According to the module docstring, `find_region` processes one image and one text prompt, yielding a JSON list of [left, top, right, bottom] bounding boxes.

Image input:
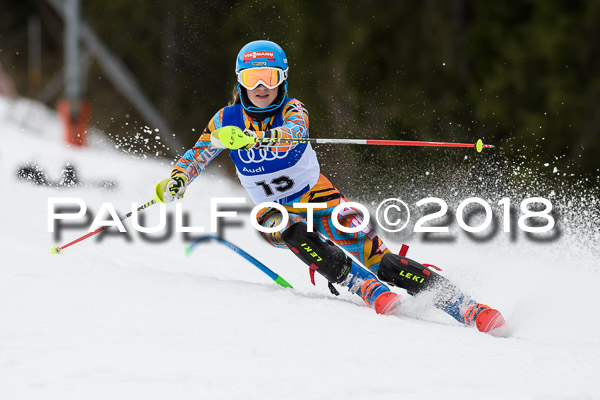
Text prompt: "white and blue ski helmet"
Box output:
[[235, 40, 288, 114]]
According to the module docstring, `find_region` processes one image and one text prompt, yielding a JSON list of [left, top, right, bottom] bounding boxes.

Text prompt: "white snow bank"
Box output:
[[0, 96, 598, 400]]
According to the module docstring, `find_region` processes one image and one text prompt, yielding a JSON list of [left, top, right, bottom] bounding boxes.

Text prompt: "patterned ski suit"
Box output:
[[171, 98, 391, 274]]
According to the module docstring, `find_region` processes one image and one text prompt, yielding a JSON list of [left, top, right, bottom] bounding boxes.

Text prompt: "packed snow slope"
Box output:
[[1, 97, 599, 400]]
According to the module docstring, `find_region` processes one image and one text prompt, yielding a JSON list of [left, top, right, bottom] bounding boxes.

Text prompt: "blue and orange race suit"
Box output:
[[171, 98, 390, 273]]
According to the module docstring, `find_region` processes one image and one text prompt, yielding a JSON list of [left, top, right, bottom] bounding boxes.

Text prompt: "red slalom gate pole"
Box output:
[[51, 197, 159, 254]]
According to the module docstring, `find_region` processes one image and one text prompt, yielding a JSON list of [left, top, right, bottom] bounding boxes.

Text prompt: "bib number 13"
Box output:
[[256, 176, 295, 196]]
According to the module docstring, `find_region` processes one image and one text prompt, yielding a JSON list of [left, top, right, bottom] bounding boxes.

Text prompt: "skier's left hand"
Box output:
[[155, 175, 188, 203], [211, 126, 257, 150]]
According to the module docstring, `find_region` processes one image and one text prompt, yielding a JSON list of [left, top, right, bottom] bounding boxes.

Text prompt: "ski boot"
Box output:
[[282, 222, 401, 315], [377, 252, 505, 333]]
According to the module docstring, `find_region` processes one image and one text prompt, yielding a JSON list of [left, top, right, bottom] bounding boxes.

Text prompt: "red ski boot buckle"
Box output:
[[399, 244, 409, 257]]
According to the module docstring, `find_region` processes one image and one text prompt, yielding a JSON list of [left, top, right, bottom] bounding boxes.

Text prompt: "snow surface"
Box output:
[[1, 96, 599, 400]]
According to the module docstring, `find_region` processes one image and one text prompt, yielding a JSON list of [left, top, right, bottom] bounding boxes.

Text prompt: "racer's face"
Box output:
[[247, 85, 278, 109]]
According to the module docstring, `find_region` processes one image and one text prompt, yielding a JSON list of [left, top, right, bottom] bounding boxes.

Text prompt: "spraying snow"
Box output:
[[1, 96, 598, 399]]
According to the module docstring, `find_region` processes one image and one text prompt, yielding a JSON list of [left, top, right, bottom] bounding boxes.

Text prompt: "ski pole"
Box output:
[[259, 137, 492, 152], [51, 196, 160, 254], [186, 235, 293, 289]]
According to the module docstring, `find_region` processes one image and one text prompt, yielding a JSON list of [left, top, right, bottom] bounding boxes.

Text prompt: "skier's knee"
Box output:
[[333, 206, 370, 235], [281, 222, 350, 283], [255, 207, 294, 248]]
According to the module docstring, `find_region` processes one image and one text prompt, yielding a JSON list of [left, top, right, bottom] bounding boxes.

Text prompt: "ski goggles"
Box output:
[[237, 67, 288, 90]]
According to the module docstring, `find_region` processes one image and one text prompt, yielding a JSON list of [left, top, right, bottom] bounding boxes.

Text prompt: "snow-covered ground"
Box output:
[[1, 96, 599, 400]]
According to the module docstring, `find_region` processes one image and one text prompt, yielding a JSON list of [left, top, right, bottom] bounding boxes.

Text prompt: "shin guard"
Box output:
[[282, 222, 400, 313], [377, 253, 505, 330], [281, 222, 351, 284], [378, 253, 464, 309]]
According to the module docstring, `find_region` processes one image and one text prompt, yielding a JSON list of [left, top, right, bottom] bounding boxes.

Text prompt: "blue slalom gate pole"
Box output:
[[186, 235, 293, 289]]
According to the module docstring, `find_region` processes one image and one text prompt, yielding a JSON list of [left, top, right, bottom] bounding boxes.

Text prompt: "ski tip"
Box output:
[[374, 292, 402, 315], [51, 246, 61, 254], [476, 139, 483, 153], [476, 308, 507, 335], [184, 246, 193, 256]]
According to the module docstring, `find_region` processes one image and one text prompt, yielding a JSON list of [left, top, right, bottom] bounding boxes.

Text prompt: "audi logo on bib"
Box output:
[[237, 148, 290, 164]]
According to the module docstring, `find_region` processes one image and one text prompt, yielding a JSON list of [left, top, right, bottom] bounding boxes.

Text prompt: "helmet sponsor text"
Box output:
[[244, 51, 275, 62]]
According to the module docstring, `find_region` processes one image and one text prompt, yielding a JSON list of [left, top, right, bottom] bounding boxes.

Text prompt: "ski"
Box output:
[[186, 236, 508, 336]]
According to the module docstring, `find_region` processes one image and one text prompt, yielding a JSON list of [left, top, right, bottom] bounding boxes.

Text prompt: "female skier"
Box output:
[[156, 40, 505, 333]]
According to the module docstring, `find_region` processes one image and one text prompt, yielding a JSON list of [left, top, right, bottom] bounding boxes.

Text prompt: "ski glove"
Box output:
[[155, 175, 188, 203], [211, 126, 257, 150]]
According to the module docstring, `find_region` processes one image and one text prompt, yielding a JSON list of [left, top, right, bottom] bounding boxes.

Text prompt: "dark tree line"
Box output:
[[2, 0, 599, 191]]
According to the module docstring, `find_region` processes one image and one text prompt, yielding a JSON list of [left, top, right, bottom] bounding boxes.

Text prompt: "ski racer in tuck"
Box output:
[[156, 40, 505, 334]]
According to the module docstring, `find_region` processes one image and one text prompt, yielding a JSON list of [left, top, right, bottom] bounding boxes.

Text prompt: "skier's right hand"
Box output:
[[155, 175, 188, 203], [211, 126, 257, 150]]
